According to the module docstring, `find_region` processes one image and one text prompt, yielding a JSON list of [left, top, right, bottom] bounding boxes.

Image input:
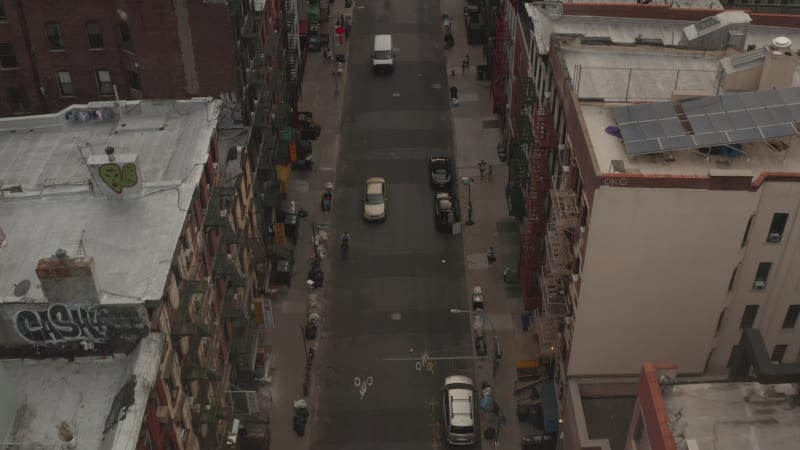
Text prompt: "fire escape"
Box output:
[[490, 4, 509, 117], [284, 0, 300, 104]]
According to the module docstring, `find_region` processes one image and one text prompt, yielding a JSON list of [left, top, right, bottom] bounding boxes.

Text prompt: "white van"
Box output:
[[372, 34, 394, 73]]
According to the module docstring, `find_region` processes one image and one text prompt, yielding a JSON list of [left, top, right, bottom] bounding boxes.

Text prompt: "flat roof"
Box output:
[[559, 0, 723, 7], [663, 382, 800, 450], [0, 333, 164, 450], [0, 99, 221, 304]]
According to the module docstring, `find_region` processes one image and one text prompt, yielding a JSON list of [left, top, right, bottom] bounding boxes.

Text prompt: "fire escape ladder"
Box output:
[[284, 0, 299, 90], [490, 7, 509, 112]]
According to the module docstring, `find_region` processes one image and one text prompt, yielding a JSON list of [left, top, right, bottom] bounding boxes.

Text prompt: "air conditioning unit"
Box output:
[[184, 250, 193, 267], [562, 166, 570, 174], [571, 273, 580, 283], [156, 405, 169, 423], [753, 280, 766, 289], [767, 233, 781, 243]]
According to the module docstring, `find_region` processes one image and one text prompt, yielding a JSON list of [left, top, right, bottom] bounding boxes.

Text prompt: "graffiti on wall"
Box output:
[[98, 163, 139, 194], [12, 304, 148, 352]]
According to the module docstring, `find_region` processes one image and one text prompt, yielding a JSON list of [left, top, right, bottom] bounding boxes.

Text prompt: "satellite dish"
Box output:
[[13, 279, 31, 297]]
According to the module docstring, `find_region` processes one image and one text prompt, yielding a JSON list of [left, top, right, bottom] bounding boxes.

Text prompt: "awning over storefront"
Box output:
[[275, 164, 291, 194], [536, 380, 560, 434]]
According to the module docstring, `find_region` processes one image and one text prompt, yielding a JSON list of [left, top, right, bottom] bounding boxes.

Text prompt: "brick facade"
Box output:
[[0, 0, 237, 117]]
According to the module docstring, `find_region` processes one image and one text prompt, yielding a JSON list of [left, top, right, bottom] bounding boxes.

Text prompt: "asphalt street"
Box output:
[[310, 0, 475, 449]]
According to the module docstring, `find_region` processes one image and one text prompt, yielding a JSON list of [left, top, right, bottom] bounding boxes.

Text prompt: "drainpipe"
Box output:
[[13, 0, 47, 113]]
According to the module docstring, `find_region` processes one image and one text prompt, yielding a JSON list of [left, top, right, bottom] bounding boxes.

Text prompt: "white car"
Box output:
[[362, 177, 387, 221], [442, 375, 477, 445]]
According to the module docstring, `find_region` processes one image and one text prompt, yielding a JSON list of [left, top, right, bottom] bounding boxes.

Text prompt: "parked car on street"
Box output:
[[442, 375, 477, 446], [434, 192, 459, 232], [429, 156, 453, 189], [363, 177, 387, 221]]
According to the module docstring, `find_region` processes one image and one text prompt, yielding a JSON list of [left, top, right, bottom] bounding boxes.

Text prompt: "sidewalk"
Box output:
[[442, 1, 541, 448], [261, 0, 353, 447]]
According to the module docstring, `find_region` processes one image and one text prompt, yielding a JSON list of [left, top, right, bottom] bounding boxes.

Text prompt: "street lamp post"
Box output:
[[461, 177, 474, 225]]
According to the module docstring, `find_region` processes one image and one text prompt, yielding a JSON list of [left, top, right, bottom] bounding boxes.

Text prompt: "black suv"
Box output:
[[429, 156, 453, 189]]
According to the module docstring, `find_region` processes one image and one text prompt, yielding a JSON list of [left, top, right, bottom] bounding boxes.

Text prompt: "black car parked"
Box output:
[[429, 156, 453, 189], [434, 192, 460, 232]]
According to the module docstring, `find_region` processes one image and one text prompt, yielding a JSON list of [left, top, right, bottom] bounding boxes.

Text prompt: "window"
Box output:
[[96, 70, 114, 95], [56, 71, 74, 96], [86, 21, 104, 49], [741, 215, 754, 248], [118, 21, 133, 51], [740, 304, 759, 329], [771, 344, 787, 363], [46, 23, 64, 50], [127, 69, 141, 91], [0, 3, 6, 21], [0, 43, 19, 68], [726, 345, 739, 368], [783, 305, 800, 330], [767, 213, 789, 243], [753, 262, 772, 289], [715, 308, 726, 333], [7, 88, 29, 114]]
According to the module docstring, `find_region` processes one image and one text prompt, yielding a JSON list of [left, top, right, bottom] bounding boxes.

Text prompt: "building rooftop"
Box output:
[[0, 99, 221, 304], [526, 6, 800, 177], [557, 0, 723, 7], [663, 382, 800, 450], [0, 333, 164, 450]]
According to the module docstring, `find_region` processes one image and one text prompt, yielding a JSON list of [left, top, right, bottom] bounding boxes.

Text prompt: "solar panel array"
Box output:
[[613, 87, 800, 156]]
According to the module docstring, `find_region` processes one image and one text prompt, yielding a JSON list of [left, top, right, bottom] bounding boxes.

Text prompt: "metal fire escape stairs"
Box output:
[[490, 4, 509, 117], [284, 0, 300, 101]]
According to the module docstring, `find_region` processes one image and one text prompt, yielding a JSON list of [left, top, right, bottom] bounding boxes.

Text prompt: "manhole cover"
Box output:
[[390, 312, 402, 320], [392, 92, 400, 97], [431, 83, 442, 89]]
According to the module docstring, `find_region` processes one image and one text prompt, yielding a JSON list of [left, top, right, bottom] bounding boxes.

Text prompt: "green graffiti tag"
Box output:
[[98, 163, 138, 193]]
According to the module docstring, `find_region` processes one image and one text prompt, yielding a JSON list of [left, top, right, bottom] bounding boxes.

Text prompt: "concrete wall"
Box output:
[[570, 186, 758, 376], [0, 363, 19, 443]]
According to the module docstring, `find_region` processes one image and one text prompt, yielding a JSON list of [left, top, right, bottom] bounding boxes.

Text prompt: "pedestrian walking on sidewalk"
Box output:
[[487, 247, 496, 267], [462, 59, 467, 74], [488, 164, 493, 182], [478, 160, 487, 180]]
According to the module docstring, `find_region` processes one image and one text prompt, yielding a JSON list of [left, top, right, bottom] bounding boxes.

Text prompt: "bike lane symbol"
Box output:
[[354, 375, 374, 399]]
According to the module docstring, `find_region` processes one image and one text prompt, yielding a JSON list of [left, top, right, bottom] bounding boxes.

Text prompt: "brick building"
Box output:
[[0, 0, 237, 116]]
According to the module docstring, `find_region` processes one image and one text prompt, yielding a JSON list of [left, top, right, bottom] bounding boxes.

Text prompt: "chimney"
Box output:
[[86, 148, 144, 198], [35, 249, 101, 304], [758, 37, 797, 90]]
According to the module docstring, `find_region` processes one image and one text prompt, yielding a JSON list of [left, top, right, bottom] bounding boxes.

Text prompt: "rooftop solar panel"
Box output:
[[778, 87, 800, 104], [721, 94, 746, 112], [661, 135, 695, 151], [709, 113, 734, 131], [625, 139, 661, 155], [615, 87, 800, 157], [693, 132, 729, 147], [728, 127, 763, 142], [640, 121, 665, 139], [760, 123, 797, 140]]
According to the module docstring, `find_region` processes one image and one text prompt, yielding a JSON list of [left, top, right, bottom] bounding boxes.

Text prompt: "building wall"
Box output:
[[0, 0, 236, 117], [569, 186, 758, 376], [709, 181, 800, 371]]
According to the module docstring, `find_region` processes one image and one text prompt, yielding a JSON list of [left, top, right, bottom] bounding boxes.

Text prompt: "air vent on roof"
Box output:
[[635, 37, 663, 46], [581, 36, 612, 45]]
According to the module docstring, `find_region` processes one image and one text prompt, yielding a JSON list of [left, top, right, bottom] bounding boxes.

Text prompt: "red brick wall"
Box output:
[[0, 0, 237, 117], [186, 0, 237, 97], [634, 363, 679, 450]]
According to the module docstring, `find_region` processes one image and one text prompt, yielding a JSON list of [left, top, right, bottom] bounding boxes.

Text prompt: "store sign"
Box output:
[[275, 223, 286, 246]]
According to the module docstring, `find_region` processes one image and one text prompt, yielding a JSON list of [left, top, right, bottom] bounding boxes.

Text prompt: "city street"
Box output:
[[309, 0, 475, 449]]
